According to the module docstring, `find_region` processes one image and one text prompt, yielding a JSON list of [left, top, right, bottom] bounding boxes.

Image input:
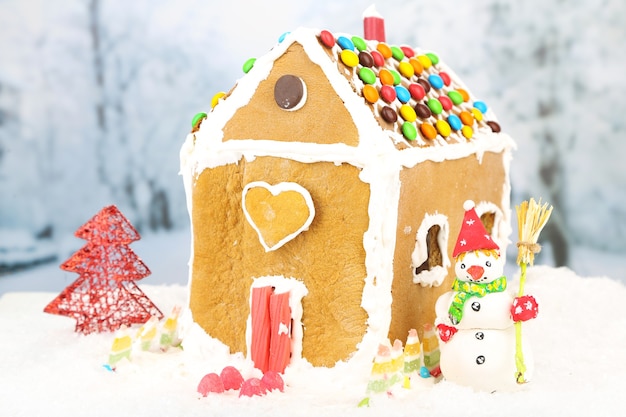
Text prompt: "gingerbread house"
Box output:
[[180, 22, 514, 370]]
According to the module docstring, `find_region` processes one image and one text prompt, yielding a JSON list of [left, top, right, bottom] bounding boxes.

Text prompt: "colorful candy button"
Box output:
[[351, 35, 367, 51], [417, 55, 432, 69], [402, 122, 418, 141], [461, 125, 473, 139], [427, 98, 443, 115], [363, 84, 379, 103], [359, 51, 374, 67], [447, 114, 462, 131], [447, 90, 464, 105], [439, 71, 451, 86], [438, 95, 453, 111], [457, 88, 470, 102], [459, 110, 474, 126], [399, 104, 417, 122], [379, 69, 394, 86], [390, 69, 401, 85], [408, 83, 426, 101], [395, 85, 411, 103], [409, 58, 424, 75], [340, 49, 359, 67], [428, 74, 444, 89], [400, 45, 415, 58], [487, 121, 501, 132], [391, 45, 405, 61], [370, 50, 385, 67], [398, 61, 415, 78], [243, 58, 256, 74], [436, 120, 452, 137], [474, 101, 488, 114], [471, 107, 484, 121], [380, 85, 397, 103], [377, 42, 392, 59], [337, 36, 355, 51], [359, 67, 377, 85], [417, 78, 431, 93], [381, 106, 398, 123], [211, 92, 226, 108], [414, 102, 432, 119], [278, 32, 290, 43], [191, 112, 207, 129], [319, 30, 335, 48], [420, 122, 438, 140], [426, 52, 439, 65]]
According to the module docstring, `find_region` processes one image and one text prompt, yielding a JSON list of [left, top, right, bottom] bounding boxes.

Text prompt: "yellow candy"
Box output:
[[417, 55, 432, 70], [399, 104, 417, 122], [398, 61, 415, 79], [362, 85, 379, 104], [211, 92, 226, 108], [461, 125, 473, 139], [436, 120, 452, 137], [340, 49, 359, 67], [471, 107, 484, 121]]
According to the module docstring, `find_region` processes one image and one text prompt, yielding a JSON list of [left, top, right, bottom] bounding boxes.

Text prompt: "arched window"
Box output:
[[411, 214, 450, 287]]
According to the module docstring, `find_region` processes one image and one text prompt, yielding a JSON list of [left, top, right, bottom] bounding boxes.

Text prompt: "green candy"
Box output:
[[427, 98, 443, 115], [242, 57, 256, 74], [191, 112, 207, 129], [390, 69, 401, 85], [390, 45, 405, 61], [351, 35, 367, 51], [426, 52, 439, 65], [359, 67, 377, 85], [402, 122, 417, 140], [448, 90, 464, 105]]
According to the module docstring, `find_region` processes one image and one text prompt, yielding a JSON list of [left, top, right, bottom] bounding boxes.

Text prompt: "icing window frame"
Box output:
[[411, 213, 451, 287]]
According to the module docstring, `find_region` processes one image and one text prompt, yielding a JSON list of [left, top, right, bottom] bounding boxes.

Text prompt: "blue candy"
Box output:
[[428, 74, 444, 89], [395, 85, 411, 104], [474, 101, 488, 113], [278, 32, 290, 43], [336, 36, 355, 51], [448, 114, 462, 131], [419, 366, 431, 378]]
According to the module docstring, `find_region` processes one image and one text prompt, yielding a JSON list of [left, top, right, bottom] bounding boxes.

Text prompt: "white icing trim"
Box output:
[[411, 213, 451, 287], [242, 181, 315, 252], [245, 276, 309, 367]]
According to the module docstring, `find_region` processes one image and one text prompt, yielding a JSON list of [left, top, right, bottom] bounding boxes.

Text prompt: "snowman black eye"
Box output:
[[485, 260, 491, 267], [460, 263, 466, 269]]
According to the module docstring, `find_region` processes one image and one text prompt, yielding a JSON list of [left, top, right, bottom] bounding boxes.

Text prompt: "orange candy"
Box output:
[[363, 85, 379, 104], [409, 58, 424, 75], [379, 69, 395, 86], [420, 123, 438, 140], [457, 89, 470, 102], [459, 111, 474, 126], [376, 42, 393, 59]]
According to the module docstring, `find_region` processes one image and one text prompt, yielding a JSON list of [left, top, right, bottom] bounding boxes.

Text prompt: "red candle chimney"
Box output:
[[363, 4, 386, 42]]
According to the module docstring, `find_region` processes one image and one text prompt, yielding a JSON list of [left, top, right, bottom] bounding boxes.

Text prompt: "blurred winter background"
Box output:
[[1, 0, 625, 293]]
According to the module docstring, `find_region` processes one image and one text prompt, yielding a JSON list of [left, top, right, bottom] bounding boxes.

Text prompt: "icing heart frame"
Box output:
[[242, 181, 315, 252]]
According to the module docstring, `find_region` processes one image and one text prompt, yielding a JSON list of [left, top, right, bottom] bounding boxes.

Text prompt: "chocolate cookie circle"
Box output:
[[274, 75, 307, 111]]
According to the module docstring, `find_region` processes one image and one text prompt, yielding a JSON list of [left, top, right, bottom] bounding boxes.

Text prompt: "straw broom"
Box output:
[[514, 198, 553, 383]]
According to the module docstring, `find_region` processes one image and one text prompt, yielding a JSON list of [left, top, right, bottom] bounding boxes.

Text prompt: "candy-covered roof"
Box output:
[[195, 27, 510, 153]]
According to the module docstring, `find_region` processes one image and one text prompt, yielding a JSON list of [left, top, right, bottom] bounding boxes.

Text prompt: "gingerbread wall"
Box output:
[[190, 157, 371, 367], [389, 151, 508, 342]]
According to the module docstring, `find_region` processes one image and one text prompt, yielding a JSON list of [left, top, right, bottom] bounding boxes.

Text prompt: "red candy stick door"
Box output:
[[250, 286, 273, 373], [268, 291, 292, 373]]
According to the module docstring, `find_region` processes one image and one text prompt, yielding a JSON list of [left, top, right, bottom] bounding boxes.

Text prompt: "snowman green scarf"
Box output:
[[448, 276, 507, 324]]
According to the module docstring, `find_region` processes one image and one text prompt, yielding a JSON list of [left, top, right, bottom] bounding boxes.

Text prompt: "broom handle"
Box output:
[[515, 262, 527, 382]]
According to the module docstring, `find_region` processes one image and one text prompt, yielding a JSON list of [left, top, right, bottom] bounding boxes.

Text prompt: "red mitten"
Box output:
[[511, 295, 539, 322], [436, 323, 458, 342]]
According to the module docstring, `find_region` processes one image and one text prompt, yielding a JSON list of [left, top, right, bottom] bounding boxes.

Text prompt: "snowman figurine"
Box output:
[[435, 200, 538, 392]]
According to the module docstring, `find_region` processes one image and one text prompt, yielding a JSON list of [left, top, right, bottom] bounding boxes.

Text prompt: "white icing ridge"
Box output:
[[180, 27, 516, 371]]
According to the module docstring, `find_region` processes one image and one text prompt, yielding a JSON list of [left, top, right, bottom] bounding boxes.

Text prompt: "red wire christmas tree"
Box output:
[[44, 205, 163, 334]]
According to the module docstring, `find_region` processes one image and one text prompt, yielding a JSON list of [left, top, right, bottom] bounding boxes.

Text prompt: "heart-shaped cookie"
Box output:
[[242, 181, 315, 252]]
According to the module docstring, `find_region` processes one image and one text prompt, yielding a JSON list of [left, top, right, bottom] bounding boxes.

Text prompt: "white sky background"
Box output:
[[1, 0, 625, 282]]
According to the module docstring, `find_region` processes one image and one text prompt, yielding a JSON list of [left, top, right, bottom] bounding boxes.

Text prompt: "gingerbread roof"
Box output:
[[192, 27, 513, 166]]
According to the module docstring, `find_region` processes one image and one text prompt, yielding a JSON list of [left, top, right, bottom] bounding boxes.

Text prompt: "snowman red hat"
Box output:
[[452, 200, 500, 258]]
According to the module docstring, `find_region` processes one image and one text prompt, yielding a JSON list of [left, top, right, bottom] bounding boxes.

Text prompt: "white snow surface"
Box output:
[[0, 230, 625, 417]]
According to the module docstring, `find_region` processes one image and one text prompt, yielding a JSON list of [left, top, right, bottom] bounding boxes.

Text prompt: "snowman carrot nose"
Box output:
[[467, 265, 484, 281]]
